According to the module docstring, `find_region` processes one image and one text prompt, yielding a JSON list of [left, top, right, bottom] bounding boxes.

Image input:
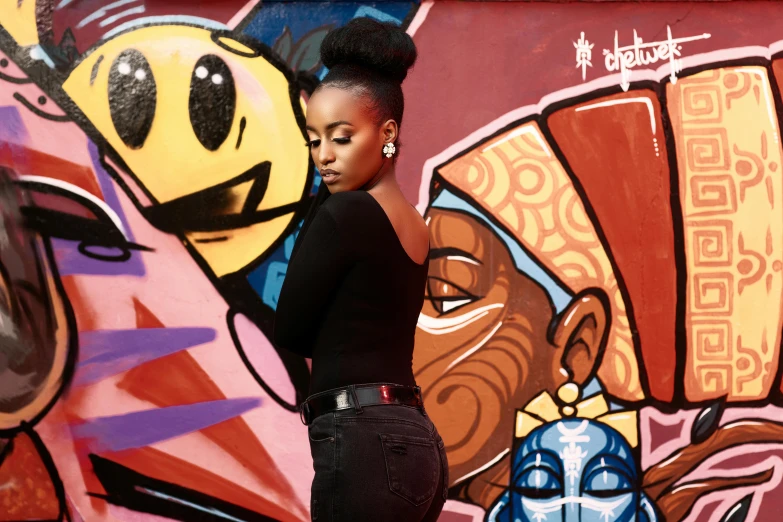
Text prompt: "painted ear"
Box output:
[[548, 289, 610, 386]]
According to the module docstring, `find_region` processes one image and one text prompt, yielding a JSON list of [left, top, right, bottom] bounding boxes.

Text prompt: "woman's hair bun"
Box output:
[[320, 17, 417, 84]]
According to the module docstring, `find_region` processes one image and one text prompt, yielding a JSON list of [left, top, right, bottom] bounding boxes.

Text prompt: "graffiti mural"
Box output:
[[2, 1, 783, 521]]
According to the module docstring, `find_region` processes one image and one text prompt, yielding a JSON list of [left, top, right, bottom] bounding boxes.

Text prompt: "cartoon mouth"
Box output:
[[143, 161, 306, 233]]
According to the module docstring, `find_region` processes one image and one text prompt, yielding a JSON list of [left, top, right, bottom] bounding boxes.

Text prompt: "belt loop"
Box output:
[[349, 385, 363, 415], [299, 401, 311, 425]]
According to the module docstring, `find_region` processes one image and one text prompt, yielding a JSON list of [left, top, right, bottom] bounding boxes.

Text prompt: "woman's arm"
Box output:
[[273, 205, 349, 357]]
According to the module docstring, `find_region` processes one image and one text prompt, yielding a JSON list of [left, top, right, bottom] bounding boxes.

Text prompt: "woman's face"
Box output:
[[305, 86, 386, 192], [414, 207, 567, 484]]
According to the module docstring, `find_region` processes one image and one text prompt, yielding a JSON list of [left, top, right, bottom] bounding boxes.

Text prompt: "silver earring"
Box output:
[[383, 142, 396, 158]]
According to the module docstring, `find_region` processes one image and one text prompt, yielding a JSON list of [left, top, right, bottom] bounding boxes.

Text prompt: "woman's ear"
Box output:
[[548, 289, 611, 387], [381, 119, 398, 144]]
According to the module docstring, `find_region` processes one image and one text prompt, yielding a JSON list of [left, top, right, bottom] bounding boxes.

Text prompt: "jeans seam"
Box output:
[[337, 417, 432, 435], [333, 420, 339, 522], [380, 435, 434, 447], [309, 432, 335, 443]]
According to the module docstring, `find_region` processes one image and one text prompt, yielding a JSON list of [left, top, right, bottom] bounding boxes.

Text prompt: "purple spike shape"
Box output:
[[0, 107, 30, 145], [74, 328, 216, 386], [71, 398, 262, 453]]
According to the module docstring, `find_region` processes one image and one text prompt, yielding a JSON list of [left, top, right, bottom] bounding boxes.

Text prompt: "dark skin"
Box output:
[[304, 86, 429, 264]]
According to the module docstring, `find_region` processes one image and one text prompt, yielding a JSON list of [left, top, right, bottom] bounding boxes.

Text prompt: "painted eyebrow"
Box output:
[[90, 55, 104, 86], [305, 120, 354, 133], [583, 454, 635, 479], [513, 451, 565, 482], [430, 247, 482, 264]]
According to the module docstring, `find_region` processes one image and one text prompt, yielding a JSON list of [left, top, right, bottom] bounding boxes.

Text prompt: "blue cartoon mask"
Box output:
[[487, 419, 658, 522]]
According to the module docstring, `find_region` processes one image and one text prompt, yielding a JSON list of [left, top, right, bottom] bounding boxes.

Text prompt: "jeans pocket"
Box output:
[[308, 414, 335, 443], [380, 433, 438, 506]]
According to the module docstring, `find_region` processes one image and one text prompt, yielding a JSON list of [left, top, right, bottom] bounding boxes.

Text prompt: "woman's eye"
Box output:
[[333, 137, 351, 144], [424, 276, 479, 315], [306, 140, 320, 148]]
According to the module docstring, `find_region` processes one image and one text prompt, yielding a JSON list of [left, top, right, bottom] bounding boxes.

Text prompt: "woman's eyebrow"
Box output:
[[305, 120, 354, 132]]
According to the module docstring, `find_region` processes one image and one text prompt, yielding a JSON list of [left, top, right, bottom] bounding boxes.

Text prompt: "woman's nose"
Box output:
[[318, 142, 335, 167]]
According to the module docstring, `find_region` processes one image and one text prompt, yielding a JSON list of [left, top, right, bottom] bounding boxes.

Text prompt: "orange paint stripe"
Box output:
[[0, 145, 102, 199]]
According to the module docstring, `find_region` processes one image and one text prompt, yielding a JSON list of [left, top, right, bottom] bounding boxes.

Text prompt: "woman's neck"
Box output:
[[361, 158, 397, 193]]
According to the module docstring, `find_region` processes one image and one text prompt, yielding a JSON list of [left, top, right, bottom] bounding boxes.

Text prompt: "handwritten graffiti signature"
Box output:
[[576, 26, 711, 90]]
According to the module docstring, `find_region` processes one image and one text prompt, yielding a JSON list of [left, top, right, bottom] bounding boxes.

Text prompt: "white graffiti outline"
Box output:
[[417, 302, 504, 335], [522, 495, 626, 522], [16, 175, 130, 239], [482, 125, 552, 157]]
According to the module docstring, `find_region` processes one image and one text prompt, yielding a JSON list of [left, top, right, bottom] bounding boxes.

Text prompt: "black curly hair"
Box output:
[[316, 17, 417, 130]]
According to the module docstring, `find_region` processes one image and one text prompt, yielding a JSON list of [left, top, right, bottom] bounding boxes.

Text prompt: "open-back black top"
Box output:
[[273, 189, 429, 396]]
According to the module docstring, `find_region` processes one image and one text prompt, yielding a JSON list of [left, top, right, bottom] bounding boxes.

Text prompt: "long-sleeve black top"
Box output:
[[273, 189, 429, 396]]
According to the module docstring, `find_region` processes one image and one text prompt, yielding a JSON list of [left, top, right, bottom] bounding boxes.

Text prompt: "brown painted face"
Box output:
[[414, 206, 608, 490], [305, 86, 388, 192]]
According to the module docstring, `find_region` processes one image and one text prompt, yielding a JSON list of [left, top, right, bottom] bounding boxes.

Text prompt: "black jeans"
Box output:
[[307, 401, 448, 521]]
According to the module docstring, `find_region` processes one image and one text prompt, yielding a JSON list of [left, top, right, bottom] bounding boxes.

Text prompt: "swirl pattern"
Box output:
[[438, 122, 642, 401]]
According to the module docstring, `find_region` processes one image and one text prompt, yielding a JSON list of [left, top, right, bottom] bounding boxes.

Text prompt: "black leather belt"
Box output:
[[300, 383, 424, 425]]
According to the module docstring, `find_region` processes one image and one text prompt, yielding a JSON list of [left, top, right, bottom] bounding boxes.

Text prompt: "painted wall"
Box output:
[[1, 1, 783, 521]]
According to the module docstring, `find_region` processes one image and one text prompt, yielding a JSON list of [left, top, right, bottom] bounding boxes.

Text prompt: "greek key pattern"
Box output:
[[438, 122, 642, 401], [668, 66, 783, 401]]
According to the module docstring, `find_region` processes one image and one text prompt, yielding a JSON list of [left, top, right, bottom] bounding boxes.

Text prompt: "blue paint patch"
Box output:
[[353, 5, 402, 24], [102, 16, 228, 40], [242, 2, 416, 49], [261, 261, 289, 309]]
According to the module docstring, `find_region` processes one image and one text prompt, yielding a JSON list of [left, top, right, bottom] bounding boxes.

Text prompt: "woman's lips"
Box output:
[[320, 169, 340, 185]]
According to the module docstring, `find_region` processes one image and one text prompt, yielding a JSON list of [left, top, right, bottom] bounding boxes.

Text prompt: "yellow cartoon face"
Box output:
[[62, 25, 311, 277], [0, 0, 38, 46]]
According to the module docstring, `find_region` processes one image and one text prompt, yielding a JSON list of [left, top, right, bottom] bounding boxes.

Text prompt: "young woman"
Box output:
[[273, 17, 448, 522]]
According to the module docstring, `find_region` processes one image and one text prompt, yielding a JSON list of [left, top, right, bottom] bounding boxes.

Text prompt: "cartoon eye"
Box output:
[[16, 181, 153, 262], [189, 54, 236, 151], [0, 56, 31, 84], [512, 469, 562, 499], [108, 50, 156, 149], [425, 276, 479, 315], [583, 468, 633, 498]]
